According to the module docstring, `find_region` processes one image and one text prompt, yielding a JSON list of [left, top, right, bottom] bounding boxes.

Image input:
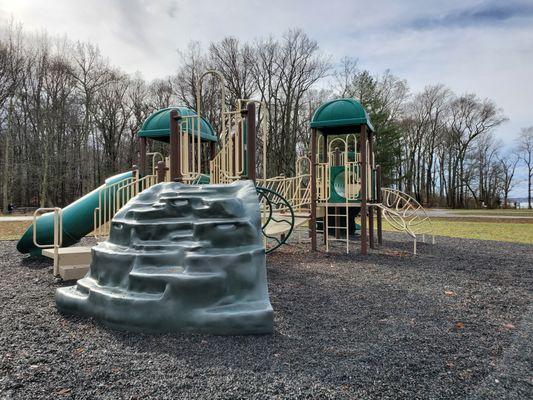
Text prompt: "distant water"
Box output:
[[518, 201, 531, 209]]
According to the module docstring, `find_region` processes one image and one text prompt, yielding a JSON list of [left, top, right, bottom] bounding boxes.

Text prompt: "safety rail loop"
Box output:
[[33, 207, 63, 275]]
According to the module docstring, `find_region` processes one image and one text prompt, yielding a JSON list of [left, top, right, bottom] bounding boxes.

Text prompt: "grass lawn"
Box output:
[[2, 215, 533, 245], [0, 221, 31, 241], [382, 218, 533, 245]]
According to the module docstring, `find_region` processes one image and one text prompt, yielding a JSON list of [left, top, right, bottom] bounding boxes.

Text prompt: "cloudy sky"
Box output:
[[1, 0, 532, 195]]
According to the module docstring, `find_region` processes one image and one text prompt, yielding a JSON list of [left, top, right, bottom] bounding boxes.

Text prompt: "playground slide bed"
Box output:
[[0, 234, 531, 399]]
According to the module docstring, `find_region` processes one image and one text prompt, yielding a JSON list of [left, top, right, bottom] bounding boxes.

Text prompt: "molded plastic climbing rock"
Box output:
[[55, 181, 273, 335]]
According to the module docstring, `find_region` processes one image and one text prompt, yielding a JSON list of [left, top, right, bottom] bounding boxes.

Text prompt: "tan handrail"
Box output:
[[147, 152, 164, 175], [93, 177, 135, 241], [33, 207, 63, 275], [115, 175, 157, 210]]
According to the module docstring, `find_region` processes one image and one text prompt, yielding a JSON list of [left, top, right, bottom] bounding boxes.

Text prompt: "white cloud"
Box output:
[[1, 0, 532, 195]]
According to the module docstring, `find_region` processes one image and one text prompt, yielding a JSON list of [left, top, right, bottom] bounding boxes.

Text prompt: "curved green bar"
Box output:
[[16, 171, 133, 255]]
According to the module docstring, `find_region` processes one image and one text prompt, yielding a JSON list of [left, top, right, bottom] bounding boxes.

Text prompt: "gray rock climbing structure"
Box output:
[[56, 180, 273, 335]]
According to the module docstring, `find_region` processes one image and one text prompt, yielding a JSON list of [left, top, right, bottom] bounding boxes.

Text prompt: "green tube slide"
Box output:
[[17, 171, 133, 255]]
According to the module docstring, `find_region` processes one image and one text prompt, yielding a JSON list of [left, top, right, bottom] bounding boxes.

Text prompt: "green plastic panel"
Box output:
[[329, 165, 360, 203], [311, 98, 374, 131], [138, 107, 218, 142]]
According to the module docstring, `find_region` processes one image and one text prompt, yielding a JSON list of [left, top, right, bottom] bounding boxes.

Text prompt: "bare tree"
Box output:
[[448, 94, 507, 207], [498, 150, 519, 207], [209, 37, 256, 105], [252, 29, 330, 175], [93, 70, 132, 177], [71, 41, 113, 193], [517, 127, 533, 208]]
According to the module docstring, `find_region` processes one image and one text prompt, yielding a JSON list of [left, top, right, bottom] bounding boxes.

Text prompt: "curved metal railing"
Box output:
[[372, 188, 434, 254], [256, 186, 295, 254]]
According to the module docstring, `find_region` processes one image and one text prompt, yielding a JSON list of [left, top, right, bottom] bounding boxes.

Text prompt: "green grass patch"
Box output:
[[0, 221, 31, 241], [383, 219, 533, 245]]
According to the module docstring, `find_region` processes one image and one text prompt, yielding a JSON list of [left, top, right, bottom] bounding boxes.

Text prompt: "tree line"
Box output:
[[0, 22, 532, 211]]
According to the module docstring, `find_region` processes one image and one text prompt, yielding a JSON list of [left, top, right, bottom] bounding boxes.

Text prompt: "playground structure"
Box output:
[[17, 70, 433, 281]]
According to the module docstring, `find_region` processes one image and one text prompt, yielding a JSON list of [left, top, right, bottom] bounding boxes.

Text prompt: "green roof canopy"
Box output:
[[138, 107, 218, 142], [310, 98, 374, 132]]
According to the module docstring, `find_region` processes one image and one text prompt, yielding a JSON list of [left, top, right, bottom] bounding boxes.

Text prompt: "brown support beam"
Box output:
[[322, 136, 328, 246], [156, 161, 167, 183], [138, 136, 147, 177], [246, 102, 256, 182], [310, 128, 317, 251], [369, 206, 375, 249], [360, 125, 368, 255], [169, 110, 181, 182], [376, 164, 383, 245], [368, 132, 375, 249], [210, 141, 216, 161]]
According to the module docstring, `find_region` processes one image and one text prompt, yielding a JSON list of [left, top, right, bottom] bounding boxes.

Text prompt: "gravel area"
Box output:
[[0, 234, 531, 399]]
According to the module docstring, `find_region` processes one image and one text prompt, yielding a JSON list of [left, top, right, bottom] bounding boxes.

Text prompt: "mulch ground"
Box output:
[[0, 234, 531, 399]]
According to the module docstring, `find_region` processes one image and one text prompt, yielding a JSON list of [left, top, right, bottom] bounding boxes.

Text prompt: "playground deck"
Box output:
[[0, 234, 531, 399]]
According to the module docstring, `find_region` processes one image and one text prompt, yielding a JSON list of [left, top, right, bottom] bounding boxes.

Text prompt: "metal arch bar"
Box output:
[[33, 207, 63, 249], [196, 70, 227, 133], [256, 186, 295, 254]]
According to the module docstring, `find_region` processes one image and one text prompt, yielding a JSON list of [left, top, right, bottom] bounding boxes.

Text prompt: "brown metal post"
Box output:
[[246, 102, 256, 182], [376, 164, 383, 245], [210, 141, 216, 161], [169, 110, 181, 182], [368, 131, 374, 249], [138, 137, 147, 177], [360, 125, 368, 255], [310, 128, 317, 251], [369, 204, 375, 249], [156, 161, 166, 183]]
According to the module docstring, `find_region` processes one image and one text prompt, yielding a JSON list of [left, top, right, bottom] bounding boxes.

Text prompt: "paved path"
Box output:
[[422, 209, 533, 220], [0, 216, 33, 222]]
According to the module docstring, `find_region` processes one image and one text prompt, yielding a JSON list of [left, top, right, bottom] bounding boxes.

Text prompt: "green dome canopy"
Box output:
[[138, 107, 218, 142], [310, 98, 374, 132]]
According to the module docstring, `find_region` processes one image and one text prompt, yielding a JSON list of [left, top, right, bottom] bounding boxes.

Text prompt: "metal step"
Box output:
[[58, 264, 90, 281], [42, 247, 92, 280], [42, 246, 92, 266]]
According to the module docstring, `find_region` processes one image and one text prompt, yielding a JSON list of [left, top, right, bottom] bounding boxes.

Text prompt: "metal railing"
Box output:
[[93, 177, 135, 240], [33, 207, 63, 275], [372, 188, 435, 254], [93, 174, 158, 240], [210, 110, 245, 184]]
